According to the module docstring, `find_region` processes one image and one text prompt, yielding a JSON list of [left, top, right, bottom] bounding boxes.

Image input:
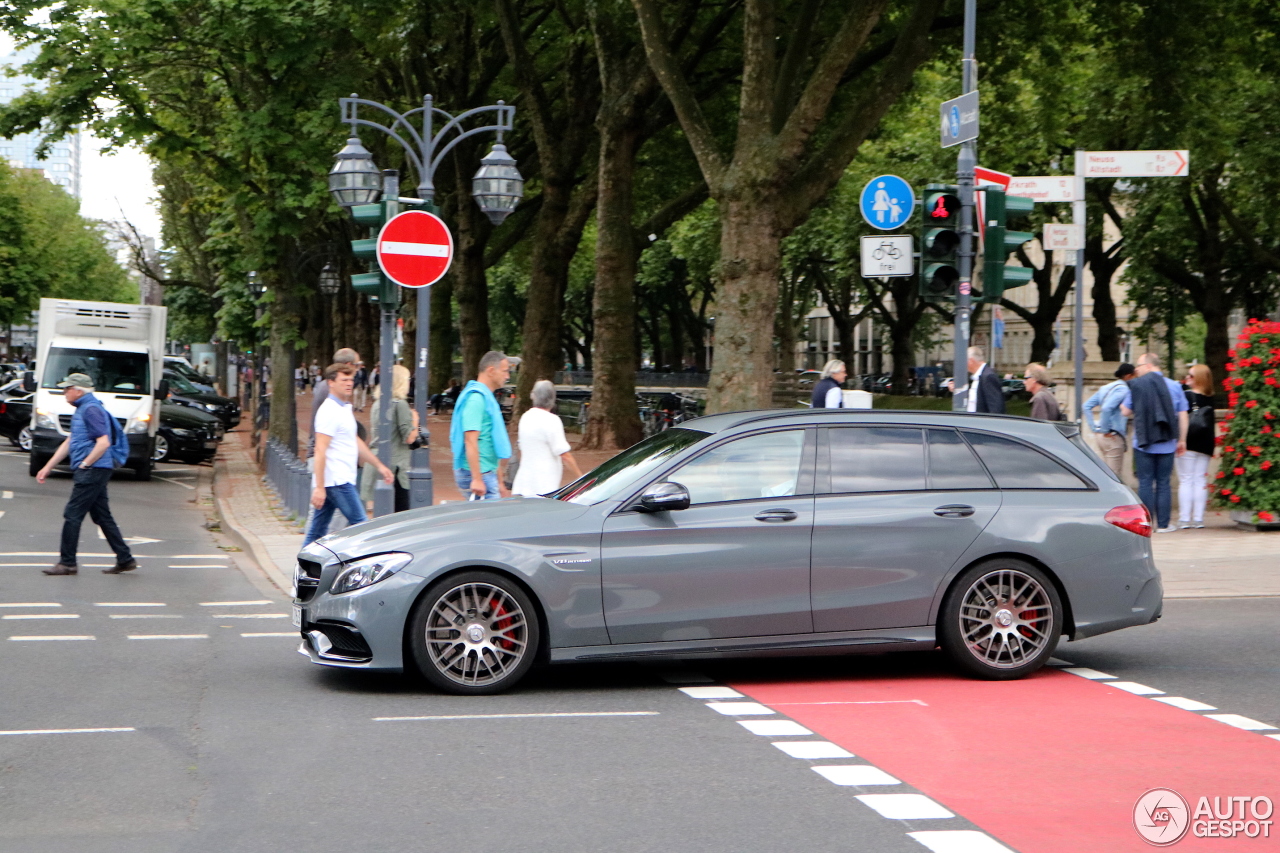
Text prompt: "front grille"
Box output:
[[57, 414, 127, 432], [311, 622, 372, 659], [295, 558, 322, 603]]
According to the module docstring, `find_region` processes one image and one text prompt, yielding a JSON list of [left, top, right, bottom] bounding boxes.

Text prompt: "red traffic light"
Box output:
[[927, 192, 960, 220]]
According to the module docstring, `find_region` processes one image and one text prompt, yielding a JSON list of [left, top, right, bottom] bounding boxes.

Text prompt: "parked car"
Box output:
[[294, 409, 1162, 695], [1002, 378, 1031, 402], [164, 357, 217, 394], [164, 369, 241, 429], [154, 402, 224, 464], [0, 378, 33, 451]]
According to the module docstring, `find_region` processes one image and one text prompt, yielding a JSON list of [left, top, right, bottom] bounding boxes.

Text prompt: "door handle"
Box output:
[[934, 504, 975, 518], [755, 508, 798, 523]]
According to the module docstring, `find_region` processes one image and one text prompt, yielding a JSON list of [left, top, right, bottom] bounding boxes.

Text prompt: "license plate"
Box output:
[[204, 440, 218, 449], [292, 605, 303, 628]]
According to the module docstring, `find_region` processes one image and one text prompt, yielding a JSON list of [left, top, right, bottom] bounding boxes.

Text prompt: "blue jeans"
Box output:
[[304, 483, 367, 546], [453, 468, 501, 500], [1134, 450, 1175, 529]]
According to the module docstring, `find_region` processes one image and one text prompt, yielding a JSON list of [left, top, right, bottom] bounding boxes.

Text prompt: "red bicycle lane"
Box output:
[[729, 668, 1279, 852]]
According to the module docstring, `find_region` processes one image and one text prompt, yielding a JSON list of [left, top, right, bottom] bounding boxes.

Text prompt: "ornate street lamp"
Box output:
[[328, 135, 381, 207], [317, 261, 342, 296], [472, 142, 524, 225]]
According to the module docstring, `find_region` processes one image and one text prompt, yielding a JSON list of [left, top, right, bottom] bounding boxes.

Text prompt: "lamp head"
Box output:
[[328, 135, 382, 207], [471, 142, 524, 225]]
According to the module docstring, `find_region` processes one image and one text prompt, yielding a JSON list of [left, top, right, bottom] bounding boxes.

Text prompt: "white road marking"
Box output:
[[1205, 713, 1277, 731], [95, 530, 162, 544], [110, 614, 183, 620], [0, 727, 134, 736], [169, 565, 228, 569], [241, 632, 297, 637], [812, 765, 901, 786], [172, 555, 229, 559], [0, 552, 123, 557], [0, 603, 62, 608], [8, 635, 95, 641], [738, 720, 813, 737], [705, 702, 775, 716], [199, 600, 271, 606], [770, 700, 928, 707], [154, 476, 196, 490], [3, 614, 79, 620], [857, 794, 955, 820], [209, 613, 289, 619], [0, 511, 5, 521], [94, 602, 165, 607], [126, 634, 209, 640], [0, 564, 60, 568], [1062, 667, 1115, 680], [1267, 735, 1280, 743], [659, 671, 714, 684], [772, 741, 854, 759], [678, 686, 742, 699], [2, 490, 13, 498], [907, 830, 1015, 852], [1153, 697, 1217, 711], [1105, 681, 1164, 696], [374, 712, 660, 722]]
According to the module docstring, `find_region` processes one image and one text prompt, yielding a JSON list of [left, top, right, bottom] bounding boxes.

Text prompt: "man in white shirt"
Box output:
[[951, 346, 1006, 414], [304, 363, 392, 546]]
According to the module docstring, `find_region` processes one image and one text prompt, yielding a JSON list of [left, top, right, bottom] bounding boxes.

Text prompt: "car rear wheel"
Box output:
[[409, 571, 540, 695], [152, 434, 170, 462], [14, 426, 32, 451], [940, 559, 1062, 680]]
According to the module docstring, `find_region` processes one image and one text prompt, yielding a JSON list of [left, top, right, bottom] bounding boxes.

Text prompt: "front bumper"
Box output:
[[294, 561, 424, 673]]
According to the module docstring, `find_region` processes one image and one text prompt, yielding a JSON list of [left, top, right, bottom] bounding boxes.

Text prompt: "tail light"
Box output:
[[1106, 504, 1152, 537]]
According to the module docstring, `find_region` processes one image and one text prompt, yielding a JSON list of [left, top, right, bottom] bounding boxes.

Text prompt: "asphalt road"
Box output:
[[1, 440, 1277, 852]]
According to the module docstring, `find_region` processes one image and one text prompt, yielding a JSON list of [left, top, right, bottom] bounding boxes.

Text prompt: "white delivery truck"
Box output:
[[25, 298, 168, 481]]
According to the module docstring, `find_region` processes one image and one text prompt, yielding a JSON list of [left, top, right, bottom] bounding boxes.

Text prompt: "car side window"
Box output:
[[962, 430, 1088, 489], [927, 429, 994, 489], [667, 430, 806, 505], [827, 427, 926, 493]]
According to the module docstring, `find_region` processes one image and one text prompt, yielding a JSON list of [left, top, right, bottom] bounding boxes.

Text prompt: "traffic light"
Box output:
[[348, 203, 400, 307], [919, 184, 961, 302], [979, 187, 1035, 304]]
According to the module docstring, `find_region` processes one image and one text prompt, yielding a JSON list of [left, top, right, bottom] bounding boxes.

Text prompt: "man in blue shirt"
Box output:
[[36, 373, 136, 575], [1083, 363, 1136, 478], [450, 351, 516, 500], [1120, 353, 1189, 533]]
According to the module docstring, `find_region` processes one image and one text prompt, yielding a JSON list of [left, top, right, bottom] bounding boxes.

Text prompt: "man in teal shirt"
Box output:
[[450, 351, 516, 500]]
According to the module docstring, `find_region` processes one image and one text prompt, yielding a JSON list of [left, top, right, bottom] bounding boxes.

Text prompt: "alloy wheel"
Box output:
[[152, 434, 170, 462], [424, 581, 530, 688], [957, 568, 1055, 669], [18, 426, 32, 452]]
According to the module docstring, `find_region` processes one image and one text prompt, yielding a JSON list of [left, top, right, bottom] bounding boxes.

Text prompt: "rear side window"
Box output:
[[963, 431, 1088, 490], [927, 429, 994, 489], [828, 427, 925, 493]]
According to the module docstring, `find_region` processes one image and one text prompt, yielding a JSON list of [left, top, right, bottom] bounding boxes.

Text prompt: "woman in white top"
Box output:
[[512, 380, 583, 497]]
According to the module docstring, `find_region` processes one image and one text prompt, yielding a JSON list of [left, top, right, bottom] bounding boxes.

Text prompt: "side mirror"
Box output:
[[156, 379, 170, 400], [22, 371, 35, 393], [636, 481, 691, 513]]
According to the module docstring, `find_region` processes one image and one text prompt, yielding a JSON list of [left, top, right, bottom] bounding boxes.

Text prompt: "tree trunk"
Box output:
[[1087, 233, 1122, 361], [706, 197, 782, 412], [1201, 276, 1230, 389], [429, 273, 453, 397], [268, 282, 298, 446]]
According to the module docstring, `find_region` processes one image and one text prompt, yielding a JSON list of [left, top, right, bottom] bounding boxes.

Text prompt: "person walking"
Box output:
[[810, 360, 847, 408], [35, 373, 136, 575], [352, 361, 368, 411], [360, 364, 418, 513], [305, 363, 393, 546], [309, 348, 362, 458], [1084, 363, 1137, 479], [1177, 364, 1216, 529], [1024, 363, 1063, 421], [512, 380, 582, 497], [1121, 353, 1189, 534], [949, 346, 1005, 413], [450, 350, 515, 500]]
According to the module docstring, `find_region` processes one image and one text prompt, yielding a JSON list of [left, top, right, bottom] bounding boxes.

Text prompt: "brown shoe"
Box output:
[[43, 563, 78, 575], [102, 559, 138, 574]]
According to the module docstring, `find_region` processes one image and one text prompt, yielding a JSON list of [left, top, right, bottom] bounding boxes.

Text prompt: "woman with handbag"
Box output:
[[361, 364, 419, 513], [1176, 364, 1216, 529]]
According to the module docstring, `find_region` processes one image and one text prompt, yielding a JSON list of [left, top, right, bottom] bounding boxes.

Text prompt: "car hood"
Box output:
[[160, 403, 220, 428], [313, 496, 595, 563]]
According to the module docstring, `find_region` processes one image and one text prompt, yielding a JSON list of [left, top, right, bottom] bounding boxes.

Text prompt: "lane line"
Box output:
[[1152, 696, 1217, 711], [1061, 667, 1115, 680], [857, 794, 955, 820], [678, 686, 743, 699], [0, 564, 61, 568], [2, 490, 12, 498], [241, 632, 297, 637], [738, 720, 813, 737], [208, 613, 289, 619], [126, 634, 209, 640], [110, 614, 183, 620], [705, 702, 775, 716], [374, 712, 660, 722], [812, 765, 902, 786], [0, 603, 62, 608], [200, 600, 272, 606], [1104, 681, 1164, 696], [0, 510, 6, 521], [9, 635, 95, 641], [154, 476, 196, 490], [907, 830, 1015, 852], [770, 700, 929, 707], [94, 602, 166, 607], [169, 565, 229, 569], [0, 727, 134, 736], [1205, 713, 1277, 731], [171, 555, 229, 559], [3, 614, 79, 620], [772, 741, 854, 759], [1, 552, 132, 557]]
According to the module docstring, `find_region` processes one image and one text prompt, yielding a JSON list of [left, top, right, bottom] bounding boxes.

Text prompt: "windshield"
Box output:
[[165, 371, 201, 395], [552, 427, 708, 505], [168, 360, 207, 383], [42, 347, 150, 393]]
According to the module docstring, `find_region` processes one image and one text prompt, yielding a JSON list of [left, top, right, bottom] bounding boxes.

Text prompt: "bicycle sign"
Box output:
[[860, 235, 914, 277]]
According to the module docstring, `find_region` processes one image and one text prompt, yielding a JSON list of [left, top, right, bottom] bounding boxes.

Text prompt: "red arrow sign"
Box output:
[[376, 210, 454, 288]]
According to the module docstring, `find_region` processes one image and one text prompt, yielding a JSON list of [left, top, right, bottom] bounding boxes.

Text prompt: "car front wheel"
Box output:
[[940, 559, 1062, 680], [409, 571, 540, 695], [15, 426, 32, 451], [152, 434, 170, 462]]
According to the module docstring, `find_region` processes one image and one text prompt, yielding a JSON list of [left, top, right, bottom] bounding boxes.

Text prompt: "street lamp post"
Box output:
[[328, 94, 522, 513]]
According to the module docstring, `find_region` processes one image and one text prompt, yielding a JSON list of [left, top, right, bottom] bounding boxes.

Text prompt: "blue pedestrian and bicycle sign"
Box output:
[[859, 175, 915, 231]]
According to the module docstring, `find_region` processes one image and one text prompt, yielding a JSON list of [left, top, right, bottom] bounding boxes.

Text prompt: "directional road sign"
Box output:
[[1082, 150, 1189, 178], [1008, 176, 1082, 202], [376, 210, 455, 288], [1043, 223, 1083, 252], [940, 91, 979, 148], [860, 175, 915, 231], [860, 235, 914, 278]]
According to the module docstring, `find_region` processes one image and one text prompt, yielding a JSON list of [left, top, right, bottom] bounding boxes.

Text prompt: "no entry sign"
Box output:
[[376, 210, 454, 288]]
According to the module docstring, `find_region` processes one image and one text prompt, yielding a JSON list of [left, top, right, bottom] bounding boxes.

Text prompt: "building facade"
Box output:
[[1, 47, 81, 198]]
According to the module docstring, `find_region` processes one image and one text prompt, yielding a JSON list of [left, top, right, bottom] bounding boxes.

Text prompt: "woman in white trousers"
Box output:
[[1176, 364, 1216, 528]]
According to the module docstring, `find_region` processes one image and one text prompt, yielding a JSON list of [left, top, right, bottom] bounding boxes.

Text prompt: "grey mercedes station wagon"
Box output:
[[293, 409, 1163, 694]]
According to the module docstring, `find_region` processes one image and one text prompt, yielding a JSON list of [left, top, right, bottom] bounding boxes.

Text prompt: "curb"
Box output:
[[210, 455, 293, 595]]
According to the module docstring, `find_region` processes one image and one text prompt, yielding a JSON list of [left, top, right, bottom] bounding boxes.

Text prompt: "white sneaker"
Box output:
[[1193, 522, 1205, 529], [1156, 526, 1178, 533], [1178, 521, 1193, 529]]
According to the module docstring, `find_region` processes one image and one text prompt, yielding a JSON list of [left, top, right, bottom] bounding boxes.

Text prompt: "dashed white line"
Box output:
[[704, 702, 775, 716], [8, 635, 95, 641], [126, 634, 209, 640], [373, 712, 660, 722], [812, 765, 902, 786], [772, 741, 854, 759], [771, 700, 929, 707], [0, 727, 134, 736], [1105, 681, 1164, 696], [169, 565, 229, 569], [1, 490, 13, 498], [1267, 735, 1280, 743], [94, 602, 166, 608], [240, 632, 297, 637], [908, 830, 1015, 852], [199, 600, 272, 607], [0, 603, 62, 608], [209, 613, 289, 619], [1205, 713, 1277, 731], [1153, 697, 1217, 711], [678, 686, 742, 699], [1061, 667, 1114, 680], [3, 614, 79, 620], [857, 794, 955, 820], [110, 614, 183, 620], [153, 476, 196, 490], [738, 720, 813, 736], [172, 555, 229, 559]]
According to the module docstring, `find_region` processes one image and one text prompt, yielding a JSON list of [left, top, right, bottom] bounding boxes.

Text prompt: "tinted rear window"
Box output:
[[828, 427, 925, 493], [963, 431, 1088, 490], [927, 429, 994, 489]]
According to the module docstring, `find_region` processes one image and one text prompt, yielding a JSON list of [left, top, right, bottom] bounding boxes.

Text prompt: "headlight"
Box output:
[[330, 552, 413, 595], [35, 410, 58, 430], [204, 403, 220, 412], [127, 413, 151, 434], [171, 428, 195, 438]]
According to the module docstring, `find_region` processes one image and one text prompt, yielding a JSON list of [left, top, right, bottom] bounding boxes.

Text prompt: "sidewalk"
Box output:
[[210, 414, 1280, 601]]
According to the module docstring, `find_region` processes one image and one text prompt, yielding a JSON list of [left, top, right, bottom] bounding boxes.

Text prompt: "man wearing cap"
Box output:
[[36, 373, 136, 576], [450, 351, 517, 500]]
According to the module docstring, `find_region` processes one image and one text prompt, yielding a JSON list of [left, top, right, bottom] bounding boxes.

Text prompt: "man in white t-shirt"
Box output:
[[304, 363, 392, 546]]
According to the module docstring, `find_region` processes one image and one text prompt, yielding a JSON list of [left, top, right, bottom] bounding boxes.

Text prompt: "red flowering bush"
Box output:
[[1215, 319, 1280, 522]]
